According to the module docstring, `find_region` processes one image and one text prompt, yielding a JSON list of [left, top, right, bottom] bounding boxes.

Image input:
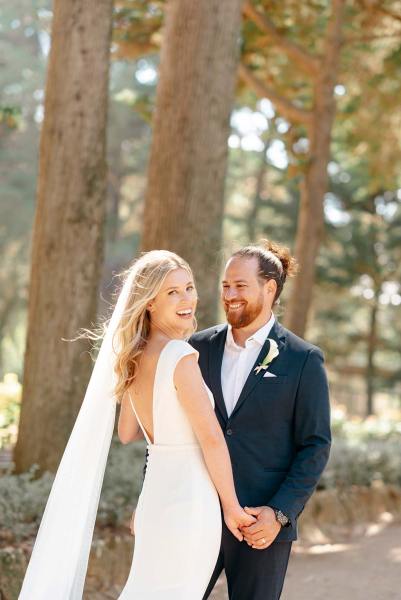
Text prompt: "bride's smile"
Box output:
[[148, 267, 198, 336]]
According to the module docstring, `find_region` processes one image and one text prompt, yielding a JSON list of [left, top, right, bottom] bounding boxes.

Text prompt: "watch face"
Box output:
[[276, 510, 288, 525]]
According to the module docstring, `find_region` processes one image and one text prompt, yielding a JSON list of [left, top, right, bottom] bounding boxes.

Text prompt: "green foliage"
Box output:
[[0, 2, 154, 376], [312, 162, 401, 403], [97, 437, 146, 527], [2, 418, 401, 545], [0, 1, 50, 377], [0, 466, 53, 543], [321, 416, 401, 489], [0, 106, 22, 130], [0, 436, 146, 545], [0, 374, 21, 450], [322, 437, 401, 489]]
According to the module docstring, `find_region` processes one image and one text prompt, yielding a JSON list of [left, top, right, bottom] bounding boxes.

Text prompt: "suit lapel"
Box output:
[[208, 326, 229, 422], [230, 320, 287, 419]]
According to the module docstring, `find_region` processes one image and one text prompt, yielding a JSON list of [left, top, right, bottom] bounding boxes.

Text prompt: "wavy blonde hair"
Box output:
[[112, 250, 196, 404]]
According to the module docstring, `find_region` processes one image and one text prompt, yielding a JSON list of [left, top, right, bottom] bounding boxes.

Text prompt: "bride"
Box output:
[[18, 250, 254, 599]]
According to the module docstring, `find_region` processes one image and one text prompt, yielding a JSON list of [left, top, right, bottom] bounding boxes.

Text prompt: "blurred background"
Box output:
[[1, 1, 401, 598]]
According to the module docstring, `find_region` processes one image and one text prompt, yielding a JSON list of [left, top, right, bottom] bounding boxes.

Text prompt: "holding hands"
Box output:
[[130, 504, 281, 550], [129, 504, 281, 549], [222, 503, 257, 542], [241, 506, 281, 549], [128, 504, 257, 541]]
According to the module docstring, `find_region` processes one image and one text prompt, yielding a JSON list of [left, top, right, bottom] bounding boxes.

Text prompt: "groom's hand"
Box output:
[[240, 506, 281, 550]]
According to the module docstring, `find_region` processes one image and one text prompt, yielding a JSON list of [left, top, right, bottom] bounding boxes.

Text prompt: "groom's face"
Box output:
[[221, 257, 273, 328]]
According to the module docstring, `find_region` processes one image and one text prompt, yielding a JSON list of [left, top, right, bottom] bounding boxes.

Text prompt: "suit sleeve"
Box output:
[[267, 348, 331, 528]]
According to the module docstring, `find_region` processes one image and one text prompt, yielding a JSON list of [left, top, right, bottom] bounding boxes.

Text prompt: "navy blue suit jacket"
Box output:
[[189, 319, 331, 542]]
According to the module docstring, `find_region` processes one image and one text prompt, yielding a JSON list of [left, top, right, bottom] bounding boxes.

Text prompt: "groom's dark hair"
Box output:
[[232, 240, 298, 305]]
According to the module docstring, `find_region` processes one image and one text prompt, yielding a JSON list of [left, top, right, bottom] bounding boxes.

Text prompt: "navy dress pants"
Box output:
[[202, 522, 292, 600]]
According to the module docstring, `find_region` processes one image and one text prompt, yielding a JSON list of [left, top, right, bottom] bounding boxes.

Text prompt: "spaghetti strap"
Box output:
[[127, 389, 153, 445]]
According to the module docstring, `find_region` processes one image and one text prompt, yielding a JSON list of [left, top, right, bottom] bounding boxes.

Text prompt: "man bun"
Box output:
[[260, 239, 298, 278]]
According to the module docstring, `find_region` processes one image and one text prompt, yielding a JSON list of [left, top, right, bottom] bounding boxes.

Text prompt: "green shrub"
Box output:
[[321, 437, 401, 488], [1, 416, 401, 545], [0, 373, 21, 450], [321, 415, 401, 489], [97, 437, 147, 526], [0, 437, 147, 545], [331, 414, 401, 442], [0, 466, 53, 543]]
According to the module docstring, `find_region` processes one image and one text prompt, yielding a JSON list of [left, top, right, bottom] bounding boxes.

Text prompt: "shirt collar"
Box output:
[[226, 312, 276, 350]]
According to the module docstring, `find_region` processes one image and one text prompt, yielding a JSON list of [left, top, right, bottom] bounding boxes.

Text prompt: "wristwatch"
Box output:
[[272, 508, 289, 527]]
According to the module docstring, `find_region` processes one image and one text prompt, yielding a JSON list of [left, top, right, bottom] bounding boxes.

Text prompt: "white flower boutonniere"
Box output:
[[254, 339, 279, 375]]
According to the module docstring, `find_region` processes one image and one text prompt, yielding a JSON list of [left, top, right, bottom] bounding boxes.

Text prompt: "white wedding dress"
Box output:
[[118, 339, 222, 599]]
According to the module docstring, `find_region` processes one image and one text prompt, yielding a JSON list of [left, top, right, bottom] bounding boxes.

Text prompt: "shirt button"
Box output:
[[226, 428, 233, 436]]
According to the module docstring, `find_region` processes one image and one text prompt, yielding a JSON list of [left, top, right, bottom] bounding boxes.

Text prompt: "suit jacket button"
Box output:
[[226, 428, 233, 436]]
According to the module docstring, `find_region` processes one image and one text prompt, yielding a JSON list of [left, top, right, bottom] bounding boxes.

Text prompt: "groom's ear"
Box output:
[[266, 279, 277, 298]]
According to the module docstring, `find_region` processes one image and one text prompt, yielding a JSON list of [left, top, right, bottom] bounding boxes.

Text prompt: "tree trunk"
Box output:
[[284, 0, 345, 337], [141, 0, 244, 327], [14, 0, 113, 474], [366, 298, 379, 416]]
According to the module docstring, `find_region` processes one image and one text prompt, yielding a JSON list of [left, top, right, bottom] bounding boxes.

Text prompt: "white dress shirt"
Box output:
[[221, 313, 276, 417]]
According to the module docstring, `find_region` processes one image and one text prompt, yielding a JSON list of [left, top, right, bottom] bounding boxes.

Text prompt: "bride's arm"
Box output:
[[174, 354, 255, 540], [118, 392, 144, 444]]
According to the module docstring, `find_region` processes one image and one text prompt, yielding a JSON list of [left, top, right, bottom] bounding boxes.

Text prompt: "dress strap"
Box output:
[[127, 389, 153, 445]]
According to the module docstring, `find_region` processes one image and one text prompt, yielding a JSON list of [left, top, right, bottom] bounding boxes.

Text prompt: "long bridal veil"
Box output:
[[18, 268, 135, 599]]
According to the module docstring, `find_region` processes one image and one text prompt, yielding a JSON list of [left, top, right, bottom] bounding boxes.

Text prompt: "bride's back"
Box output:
[[128, 341, 164, 444], [129, 339, 208, 447]]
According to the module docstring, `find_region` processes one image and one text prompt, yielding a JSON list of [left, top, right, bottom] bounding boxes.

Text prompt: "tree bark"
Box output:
[[141, 0, 244, 327], [285, 0, 345, 337], [14, 0, 113, 473]]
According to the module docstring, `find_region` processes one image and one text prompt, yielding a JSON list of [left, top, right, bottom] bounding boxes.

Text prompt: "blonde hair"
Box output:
[[112, 250, 195, 404]]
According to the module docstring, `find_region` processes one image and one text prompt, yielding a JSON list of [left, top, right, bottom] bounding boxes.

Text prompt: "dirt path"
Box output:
[[210, 524, 401, 600]]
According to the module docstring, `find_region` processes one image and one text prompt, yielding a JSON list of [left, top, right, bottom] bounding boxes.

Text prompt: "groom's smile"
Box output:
[[221, 256, 273, 331], [224, 297, 263, 328], [226, 302, 246, 312]]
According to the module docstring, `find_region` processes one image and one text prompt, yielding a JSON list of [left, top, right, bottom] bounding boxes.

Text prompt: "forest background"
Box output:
[[0, 1, 401, 596]]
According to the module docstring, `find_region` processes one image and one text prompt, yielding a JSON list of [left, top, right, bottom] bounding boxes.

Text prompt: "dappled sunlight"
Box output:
[[365, 512, 394, 537], [293, 542, 354, 556], [284, 525, 401, 600], [388, 547, 401, 563]]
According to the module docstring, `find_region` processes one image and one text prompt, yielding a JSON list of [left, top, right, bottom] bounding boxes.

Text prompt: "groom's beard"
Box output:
[[224, 291, 264, 328]]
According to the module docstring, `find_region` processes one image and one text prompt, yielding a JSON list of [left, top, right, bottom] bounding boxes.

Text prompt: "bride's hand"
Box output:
[[129, 510, 136, 536], [223, 504, 257, 542]]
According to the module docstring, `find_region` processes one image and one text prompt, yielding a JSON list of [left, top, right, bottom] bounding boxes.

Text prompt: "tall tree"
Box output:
[[111, 0, 401, 335], [0, 1, 50, 376], [140, 0, 244, 326], [313, 158, 401, 416], [14, 0, 114, 473], [240, 0, 345, 337], [239, 0, 401, 336]]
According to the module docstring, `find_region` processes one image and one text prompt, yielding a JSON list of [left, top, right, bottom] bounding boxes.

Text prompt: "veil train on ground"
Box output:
[[18, 270, 134, 599]]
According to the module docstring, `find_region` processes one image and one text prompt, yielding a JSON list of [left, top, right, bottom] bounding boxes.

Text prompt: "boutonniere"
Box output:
[[254, 339, 279, 375]]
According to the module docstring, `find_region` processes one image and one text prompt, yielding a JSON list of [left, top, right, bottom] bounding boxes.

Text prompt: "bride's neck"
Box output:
[[148, 322, 186, 342]]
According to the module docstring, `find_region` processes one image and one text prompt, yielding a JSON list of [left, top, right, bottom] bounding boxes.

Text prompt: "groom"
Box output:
[[190, 241, 331, 600]]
